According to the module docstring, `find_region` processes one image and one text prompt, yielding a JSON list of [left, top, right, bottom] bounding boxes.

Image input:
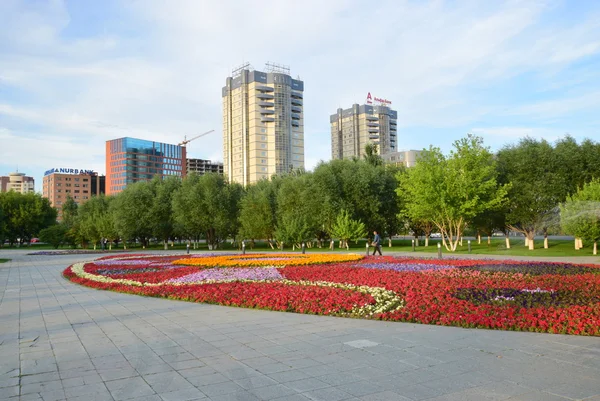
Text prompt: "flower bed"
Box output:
[[63, 254, 600, 335]]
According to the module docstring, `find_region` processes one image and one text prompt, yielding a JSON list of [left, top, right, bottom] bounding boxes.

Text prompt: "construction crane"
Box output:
[[178, 130, 215, 147]]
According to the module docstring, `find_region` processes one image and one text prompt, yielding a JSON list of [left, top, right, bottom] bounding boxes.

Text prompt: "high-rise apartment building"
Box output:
[[42, 169, 105, 220], [330, 103, 397, 160], [0, 172, 35, 193], [222, 63, 304, 186], [105, 137, 186, 195], [187, 159, 224, 176]]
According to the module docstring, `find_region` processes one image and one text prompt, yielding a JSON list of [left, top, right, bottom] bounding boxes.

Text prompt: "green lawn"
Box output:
[[1, 238, 597, 257]]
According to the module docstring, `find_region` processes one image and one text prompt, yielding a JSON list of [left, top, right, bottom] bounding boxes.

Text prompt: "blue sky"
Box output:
[[1, 0, 600, 190]]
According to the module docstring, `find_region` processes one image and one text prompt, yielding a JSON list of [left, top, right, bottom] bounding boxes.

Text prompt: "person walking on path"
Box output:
[[372, 230, 382, 256]]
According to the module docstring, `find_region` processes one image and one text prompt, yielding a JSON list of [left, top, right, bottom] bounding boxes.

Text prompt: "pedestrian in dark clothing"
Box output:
[[372, 231, 382, 256]]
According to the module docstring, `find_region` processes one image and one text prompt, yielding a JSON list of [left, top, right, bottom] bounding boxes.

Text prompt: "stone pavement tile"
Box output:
[[160, 352, 196, 364], [359, 392, 412, 401], [219, 366, 262, 380], [105, 376, 156, 401], [507, 391, 573, 400], [318, 372, 364, 387], [256, 363, 295, 375], [545, 380, 600, 400], [178, 366, 218, 379], [133, 362, 174, 376], [247, 384, 297, 400], [186, 373, 231, 387], [97, 367, 139, 382], [158, 387, 207, 401], [56, 358, 95, 372], [335, 381, 383, 397], [233, 375, 278, 390], [271, 395, 311, 401], [63, 382, 110, 399], [0, 385, 19, 399], [268, 369, 311, 383], [66, 392, 116, 401], [21, 372, 61, 385], [142, 371, 194, 393], [38, 388, 66, 401], [207, 391, 260, 401], [301, 386, 353, 401], [167, 358, 205, 371], [393, 383, 444, 401], [420, 375, 480, 394], [286, 378, 330, 393], [21, 379, 63, 395], [197, 381, 245, 397], [0, 377, 19, 389], [583, 396, 600, 401]]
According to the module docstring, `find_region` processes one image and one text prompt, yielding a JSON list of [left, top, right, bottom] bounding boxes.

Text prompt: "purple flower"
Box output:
[[358, 263, 454, 272], [167, 267, 284, 283]]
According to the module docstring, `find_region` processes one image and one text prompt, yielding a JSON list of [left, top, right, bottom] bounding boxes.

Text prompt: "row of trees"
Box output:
[[2, 134, 599, 252], [36, 157, 400, 250], [399, 134, 600, 252]]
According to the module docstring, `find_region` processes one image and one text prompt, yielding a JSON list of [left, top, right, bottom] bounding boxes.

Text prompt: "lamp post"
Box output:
[[242, 241, 246, 255], [437, 242, 442, 259], [366, 242, 370, 256]]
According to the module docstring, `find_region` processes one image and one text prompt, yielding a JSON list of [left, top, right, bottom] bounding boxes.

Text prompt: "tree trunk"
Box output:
[[579, 238, 584, 249], [93, 244, 96, 250], [543, 231, 548, 249], [594, 241, 597, 255], [388, 238, 392, 247], [505, 235, 511, 249], [524, 237, 529, 247], [164, 240, 168, 250], [330, 240, 334, 250], [528, 232, 535, 250], [575, 238, 579, 250], [425, 235, 429, 247], [415, 237, 419, 247], [477, 232, 481, 244], [487, 236, 491, 245]]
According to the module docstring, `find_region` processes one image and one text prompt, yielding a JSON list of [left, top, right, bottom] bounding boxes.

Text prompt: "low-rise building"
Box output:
[[187, 159, 224, 175], [382, 150, 423, 168], [0, 172, 35, 193], [42, 168, 105, 220]]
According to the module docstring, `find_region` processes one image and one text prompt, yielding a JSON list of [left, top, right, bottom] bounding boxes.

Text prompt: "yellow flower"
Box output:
[[173, 253, 364, 267]]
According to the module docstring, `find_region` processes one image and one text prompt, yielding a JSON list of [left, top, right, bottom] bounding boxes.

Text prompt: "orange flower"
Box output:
[[173, 253, 364, 267]]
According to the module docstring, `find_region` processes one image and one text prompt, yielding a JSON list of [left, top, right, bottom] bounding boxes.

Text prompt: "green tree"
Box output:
[[172, 173, 242, 249], [39, 224, 68, 249], [275, 173, 319, 248], [398, 135, 509, 251], [497, 137, 562, 250], [148, 176, 181, 249], [561, 179, 600, 255], [61, 196, 79, 247], [110, 181, 155, 248], [239, 179, 278, 248], [77, 195, 111, 250], [0, 192, 57, 246], [330, 209, 367, 250], [363, 143, 383, 167]]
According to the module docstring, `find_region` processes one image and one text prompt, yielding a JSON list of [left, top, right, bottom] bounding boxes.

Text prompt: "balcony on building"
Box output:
[[368, 128, 379, 133], [390, 126, 397, 132], [260, 109, 275, 114], [291, 98, 303, 106], [369, 134, 379, 140], [256, 85, 274, 92], [367, 122, 379, 127], [390, 120, 397, 125], [257, 93, 275, 100], [258, 101, 274, 107], [261, 117, 275, 122], [291, 91, 303, 99], [291, 113, 301, 120], [291, 106, 302, 113], [366, 115, 379, 121], [292, 121, 300, 127]]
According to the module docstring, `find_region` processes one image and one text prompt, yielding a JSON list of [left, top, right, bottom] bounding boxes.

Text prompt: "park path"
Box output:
[[0, 250, 599, 401]]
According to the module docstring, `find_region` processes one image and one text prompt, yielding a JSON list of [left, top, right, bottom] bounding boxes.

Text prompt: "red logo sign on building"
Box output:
[[366, 92, 373, 104]]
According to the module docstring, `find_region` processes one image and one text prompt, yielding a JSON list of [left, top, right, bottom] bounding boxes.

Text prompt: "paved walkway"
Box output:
[[1, 251, 599, 401]]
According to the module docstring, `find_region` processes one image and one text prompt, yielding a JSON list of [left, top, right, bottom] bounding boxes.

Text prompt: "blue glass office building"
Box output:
[[106, 137, 185, 195]]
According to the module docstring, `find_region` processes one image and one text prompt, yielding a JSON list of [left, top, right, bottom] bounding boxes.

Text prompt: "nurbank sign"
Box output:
[[44, 168, 95, 176]]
